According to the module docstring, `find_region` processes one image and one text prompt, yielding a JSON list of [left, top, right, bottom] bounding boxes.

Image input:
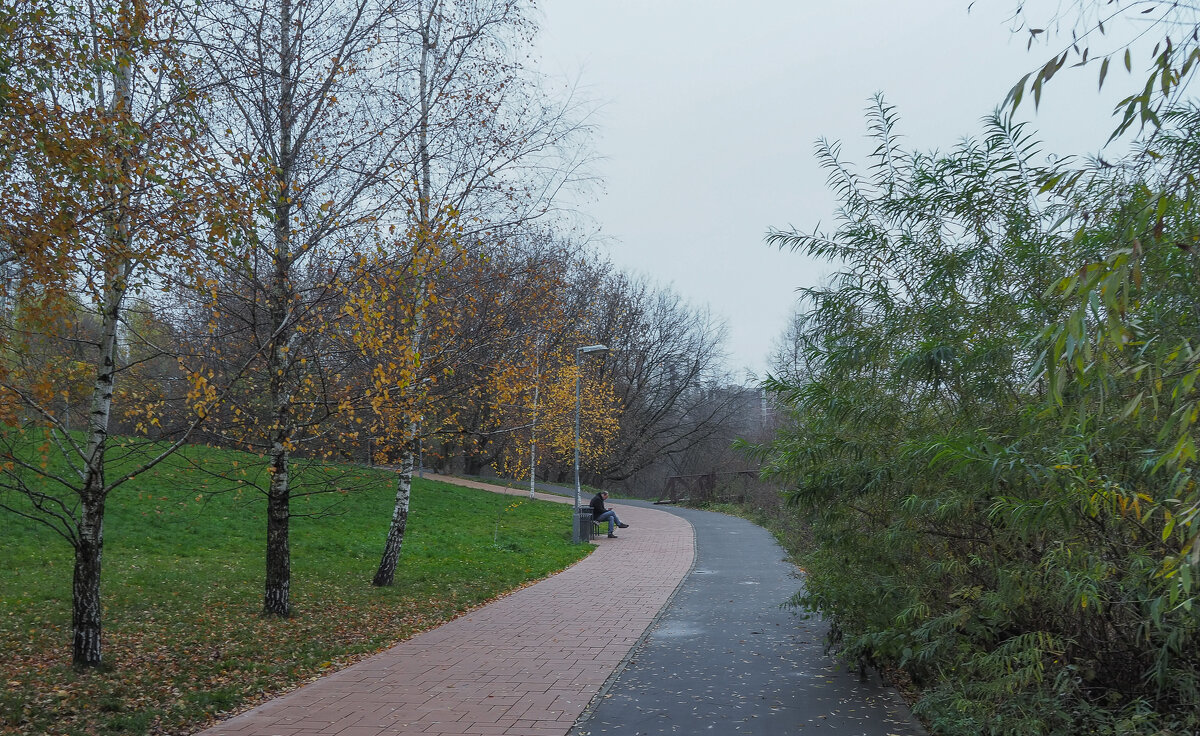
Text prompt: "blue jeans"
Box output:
[[595, 509, 621, 533]]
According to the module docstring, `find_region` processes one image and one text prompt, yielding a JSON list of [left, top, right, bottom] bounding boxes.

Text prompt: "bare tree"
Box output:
[[591, 277, 738, 485], [188, 0, 419, 615]]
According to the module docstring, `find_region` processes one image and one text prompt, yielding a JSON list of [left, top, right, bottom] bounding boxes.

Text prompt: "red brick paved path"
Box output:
[[195, 479, 695, 736]]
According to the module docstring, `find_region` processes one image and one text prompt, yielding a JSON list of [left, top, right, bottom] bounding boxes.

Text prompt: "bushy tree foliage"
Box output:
[[1006, 0, 1200, 140], [755, 98, 1200, 734], [438, 239, 617, 481]]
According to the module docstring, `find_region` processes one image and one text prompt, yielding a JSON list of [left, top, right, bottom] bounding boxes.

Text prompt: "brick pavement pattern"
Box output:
[[195, 480, 694, 736]]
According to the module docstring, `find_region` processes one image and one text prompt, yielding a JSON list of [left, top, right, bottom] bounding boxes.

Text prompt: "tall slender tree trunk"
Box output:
[[74, 276, 128, 666], [529, 376, 538, 498], [263, 293, 294, 614], [262, 0, 296, 617], [72, 0, 136, 666], [372, 9, 433, 585]]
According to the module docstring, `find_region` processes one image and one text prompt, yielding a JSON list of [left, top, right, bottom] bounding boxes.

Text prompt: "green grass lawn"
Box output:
[[0, 444, 590, 736]]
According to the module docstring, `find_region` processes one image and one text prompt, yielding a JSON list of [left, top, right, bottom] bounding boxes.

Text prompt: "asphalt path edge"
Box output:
[[566, 511, 700, 736]]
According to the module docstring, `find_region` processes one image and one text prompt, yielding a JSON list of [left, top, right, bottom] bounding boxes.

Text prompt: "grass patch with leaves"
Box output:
[[0, 444, 589, 735]]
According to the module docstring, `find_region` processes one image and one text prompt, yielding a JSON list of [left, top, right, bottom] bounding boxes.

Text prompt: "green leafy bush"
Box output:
[[754, 98, 1200, 734]]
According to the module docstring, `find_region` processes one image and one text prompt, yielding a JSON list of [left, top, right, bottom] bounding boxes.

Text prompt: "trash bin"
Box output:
[[574, 506, 594, 543]]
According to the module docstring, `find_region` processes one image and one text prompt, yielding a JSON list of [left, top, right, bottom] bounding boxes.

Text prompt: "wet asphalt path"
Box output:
[[572, 503, 924, 736]]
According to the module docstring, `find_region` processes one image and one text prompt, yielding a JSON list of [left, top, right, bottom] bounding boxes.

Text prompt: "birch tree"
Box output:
[[189, 0, 419, 615], [0, 0, 232, 666], [367, 0, 593, 585]]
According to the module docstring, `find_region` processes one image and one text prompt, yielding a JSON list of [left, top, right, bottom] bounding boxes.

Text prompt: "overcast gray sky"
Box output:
[[533, 1, 1127, 380]]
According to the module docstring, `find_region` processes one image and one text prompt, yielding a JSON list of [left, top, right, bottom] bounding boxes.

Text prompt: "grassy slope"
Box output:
[[0, 444, 589, 735]]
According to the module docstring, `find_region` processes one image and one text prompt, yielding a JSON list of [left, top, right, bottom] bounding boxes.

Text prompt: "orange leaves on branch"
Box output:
[[336, 209, 466, 459], [493, 346, 620, 480]]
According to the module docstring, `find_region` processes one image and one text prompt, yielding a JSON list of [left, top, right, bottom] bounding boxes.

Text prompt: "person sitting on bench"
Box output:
[[589, 490, 629, 538]]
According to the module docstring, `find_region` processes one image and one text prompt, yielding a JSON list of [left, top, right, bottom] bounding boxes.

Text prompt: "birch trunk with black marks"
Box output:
[[73, 0, 136, 664], [263, 415, 292, 615], [372, 434, 414, 586], [74, 269, 130, 667], [372, 17, 431, 586], [71, 490, 106, 667], [262, 0, 296, 617]]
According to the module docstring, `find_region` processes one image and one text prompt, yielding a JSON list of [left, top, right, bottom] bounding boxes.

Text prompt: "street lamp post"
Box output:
[[573, 343, 608, 543], [529, 378, 539, 499]]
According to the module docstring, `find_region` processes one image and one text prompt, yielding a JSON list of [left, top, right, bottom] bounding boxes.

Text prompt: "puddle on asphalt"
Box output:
[[653, 622, 704, 637]]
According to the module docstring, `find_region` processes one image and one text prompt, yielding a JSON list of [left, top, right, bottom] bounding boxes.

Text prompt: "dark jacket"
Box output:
[[589, 492, 608, 518]]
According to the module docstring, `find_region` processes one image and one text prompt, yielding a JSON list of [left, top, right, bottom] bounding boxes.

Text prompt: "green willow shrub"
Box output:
[[754, 98, 1200, 735]]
